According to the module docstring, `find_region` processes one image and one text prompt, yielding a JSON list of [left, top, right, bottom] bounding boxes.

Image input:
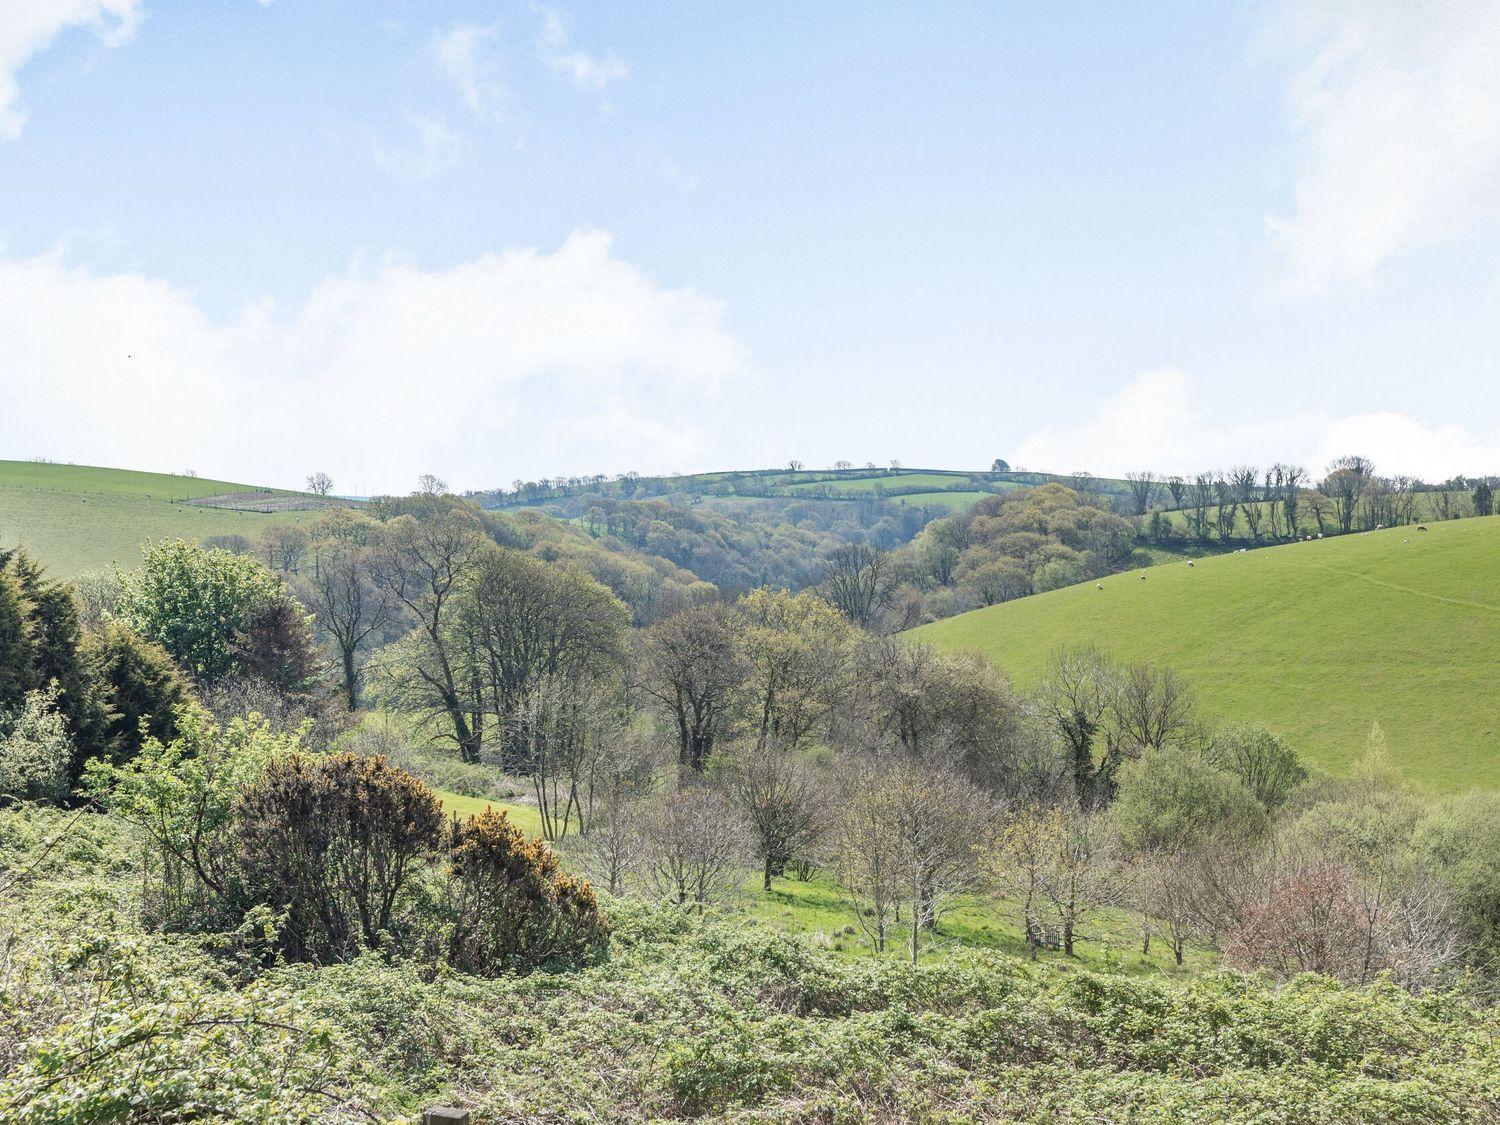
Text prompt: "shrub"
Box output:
[[442, 807, 609, 974], [236, 752, 444, 963], [85, 707, 299, 930], [0, 687, 72, 803]]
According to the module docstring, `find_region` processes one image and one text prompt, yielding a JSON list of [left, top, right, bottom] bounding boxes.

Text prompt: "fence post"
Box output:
[[422, 1109, 471, 1125]]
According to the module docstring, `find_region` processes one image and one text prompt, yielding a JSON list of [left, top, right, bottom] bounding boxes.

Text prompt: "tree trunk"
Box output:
[[341, 645, 358, 710]]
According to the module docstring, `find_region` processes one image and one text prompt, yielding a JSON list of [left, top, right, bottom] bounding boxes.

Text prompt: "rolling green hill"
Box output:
[[0, 460, 324, 576], [482, 465, 1133, 510], [911, 517, 1500, 792]]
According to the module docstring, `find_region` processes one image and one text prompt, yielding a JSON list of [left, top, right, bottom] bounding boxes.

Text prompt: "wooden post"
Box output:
[[422, 1110, 471, 1125]]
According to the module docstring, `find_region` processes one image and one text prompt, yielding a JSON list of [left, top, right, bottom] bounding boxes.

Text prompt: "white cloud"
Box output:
[[536, 9, 627, 92], [367, 112, 466, 180], [0, 231, 747, 492], [1262, 0, 1500, 295], [1015, 370, 1500, 481], [431, 22, 507, 121], [0, 0, 141, 139]]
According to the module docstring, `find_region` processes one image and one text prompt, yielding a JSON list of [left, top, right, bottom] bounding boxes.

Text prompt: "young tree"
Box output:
[[0, 686, 72, 803], [835, 762, 987, 961], [86, 708, 299, 929], [989, 802, 1117, 957], [641, 787, 750, 909], [305, 471, 334, 496]]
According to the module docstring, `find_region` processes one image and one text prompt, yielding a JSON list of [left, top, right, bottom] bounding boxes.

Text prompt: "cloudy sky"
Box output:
[[3, 1, 1500, 493]]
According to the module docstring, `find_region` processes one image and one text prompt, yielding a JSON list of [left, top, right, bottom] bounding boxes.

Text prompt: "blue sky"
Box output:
[[3, 1, 1500, 493]]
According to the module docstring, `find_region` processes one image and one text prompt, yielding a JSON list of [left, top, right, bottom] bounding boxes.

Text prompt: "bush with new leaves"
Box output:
[[442, 807, 609, 974]]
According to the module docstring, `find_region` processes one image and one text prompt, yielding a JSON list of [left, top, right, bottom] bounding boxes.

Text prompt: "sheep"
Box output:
[[1096, 583, 1104, 590], [1140, 574, 1147, 581], [1186, 561, 1194, 568]]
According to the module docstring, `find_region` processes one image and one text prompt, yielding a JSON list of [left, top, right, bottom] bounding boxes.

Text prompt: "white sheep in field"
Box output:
[[1186, 561, 1194, 567], [1096, 583, 1103, 590]]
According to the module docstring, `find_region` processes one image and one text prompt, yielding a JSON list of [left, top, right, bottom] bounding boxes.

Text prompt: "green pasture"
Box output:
[[785, 471, 978, 494], [0, 460, 316, 575], [890, 490, 993, 511], [0, 460, 286, 499], [912, 516, 1500, 792]]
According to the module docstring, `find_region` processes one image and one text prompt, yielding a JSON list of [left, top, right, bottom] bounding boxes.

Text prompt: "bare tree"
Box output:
[[641, 604, 746, 779], [417, 473, 448, 497], [368, 511, 490, 761], [987, 802, 1118, 957], [299, 542, 399, 708], [1038, 646, 1119, 806], [1281, 465, 1306, 537], [1212, 473, 1239, 541], [259, 524, 309, 573], [716, 740, 828, 891], [820, 543, 900, 630], [1109, 661, 1194, 755], [641, 787, 751, 909], [1232, 466, 1261, 541], [1186, 473, 1215, 542], [305, 471, 334, 496], [568, 793, 644, 896], [834, 761, 988, 962], [1124, 471, 1158, 516]]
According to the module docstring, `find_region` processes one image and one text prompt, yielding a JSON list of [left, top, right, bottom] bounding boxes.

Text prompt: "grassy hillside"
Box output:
[[0, 460, 320, 575], [483, 465, 1133, 510], [911, 517, 1500, 792]]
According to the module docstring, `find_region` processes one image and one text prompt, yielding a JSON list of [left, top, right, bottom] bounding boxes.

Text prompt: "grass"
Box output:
[[722, 870, 1213, 975], [785, 471, 979, 494], [889, 490, 994, 511], [0, 460, 318, 575], [428, 789, 1214, 974], [911, 516, 1500, 792]]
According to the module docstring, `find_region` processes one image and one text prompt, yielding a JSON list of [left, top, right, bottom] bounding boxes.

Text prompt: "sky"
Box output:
[[2, 0, 1500, 494]]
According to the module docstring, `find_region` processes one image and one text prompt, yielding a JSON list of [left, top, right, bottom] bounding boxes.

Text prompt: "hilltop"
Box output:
[[911, 516, 1500, 792], [477, 464, 1133, 513], [0, 460, 335, 575]]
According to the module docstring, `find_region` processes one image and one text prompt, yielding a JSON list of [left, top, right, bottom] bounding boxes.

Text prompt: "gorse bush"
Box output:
[[237, 752, 444, 963], [442, 807, 609, 974]]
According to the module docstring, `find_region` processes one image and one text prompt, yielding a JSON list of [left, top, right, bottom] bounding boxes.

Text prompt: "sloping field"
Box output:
[[0, 460, 319, 575], [911, 517, 1500, 791]]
